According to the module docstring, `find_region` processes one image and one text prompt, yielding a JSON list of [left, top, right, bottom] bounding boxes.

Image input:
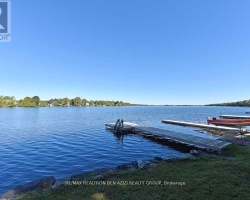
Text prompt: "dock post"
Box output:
[[115, 119, 123, 132], [114, 119, 120, 131]]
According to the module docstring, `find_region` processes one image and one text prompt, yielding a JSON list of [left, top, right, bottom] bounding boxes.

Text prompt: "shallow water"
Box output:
[[0, 106, 248, 194]]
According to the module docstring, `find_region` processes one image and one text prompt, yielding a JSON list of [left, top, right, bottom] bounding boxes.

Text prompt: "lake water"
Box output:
[[0, 106, 248, 194]]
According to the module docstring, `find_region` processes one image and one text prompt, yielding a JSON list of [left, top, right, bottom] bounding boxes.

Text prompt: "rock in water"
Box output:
[[190, 149, 200, 156], [116, 161, 138, 170], [154, 156, 164, 162], [137, 160, 146, 169]]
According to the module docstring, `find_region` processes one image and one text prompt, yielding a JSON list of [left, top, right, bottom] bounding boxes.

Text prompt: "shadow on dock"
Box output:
[[109, 128, 197, 153]]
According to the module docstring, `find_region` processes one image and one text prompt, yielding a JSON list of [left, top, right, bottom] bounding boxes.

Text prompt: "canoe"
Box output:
[[207, 117, 250, 126]]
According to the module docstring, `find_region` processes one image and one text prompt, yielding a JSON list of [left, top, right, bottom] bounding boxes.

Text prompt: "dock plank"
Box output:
[[105, 122, 231, 151], [161, 119, 243, 132]]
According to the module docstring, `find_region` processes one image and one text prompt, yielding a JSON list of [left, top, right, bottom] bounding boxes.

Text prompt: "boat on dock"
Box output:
[[220, 115, 250, 119], [207, 117, 250, 126]]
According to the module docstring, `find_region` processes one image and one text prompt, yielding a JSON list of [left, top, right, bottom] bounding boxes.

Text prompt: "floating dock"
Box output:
[[220, 115, 250, 119], [161, 119, 244, 132], [105, 122, 231, 152]]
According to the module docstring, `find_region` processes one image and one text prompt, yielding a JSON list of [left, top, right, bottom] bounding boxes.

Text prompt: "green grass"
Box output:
[[15, 144, 250, 200]]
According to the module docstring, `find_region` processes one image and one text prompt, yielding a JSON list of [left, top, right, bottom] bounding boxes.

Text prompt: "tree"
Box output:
[[39, 101, 47, 107], [81, 98, 87, 106], [62, 98, 69, 106], [32, 96, 40, 106], [19, 97, 36, 107], [89, 100, 95, 106], [0, 95, 134, 108], [72, 97, 81, 106], [54, 99, 62, 106]]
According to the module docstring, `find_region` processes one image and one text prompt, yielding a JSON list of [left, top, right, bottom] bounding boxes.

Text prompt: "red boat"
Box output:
[[207, 117, 250, 126]]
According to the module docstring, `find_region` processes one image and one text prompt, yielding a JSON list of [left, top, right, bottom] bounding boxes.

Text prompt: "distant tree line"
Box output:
[[206, 99, 250, 107], [0, 96, 16, 107], [0, 95, 135, 108]]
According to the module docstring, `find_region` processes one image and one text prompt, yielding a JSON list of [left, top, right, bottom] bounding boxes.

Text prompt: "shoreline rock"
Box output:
[[1, 155, 194, 199]]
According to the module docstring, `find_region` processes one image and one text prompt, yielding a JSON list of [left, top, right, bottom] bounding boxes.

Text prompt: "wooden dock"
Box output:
[[105, 122, 231, 152], [220, 114, 250, 119], [161, 119, 244, 132]]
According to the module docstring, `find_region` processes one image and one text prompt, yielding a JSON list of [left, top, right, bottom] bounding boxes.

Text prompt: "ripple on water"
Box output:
[[1, 106, 246, 195]]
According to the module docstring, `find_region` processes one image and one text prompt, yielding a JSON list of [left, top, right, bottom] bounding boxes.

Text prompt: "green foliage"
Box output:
[[207, 99, 250, 107], [17, 96, 42, 107], [0, 96, 16, 107], [0, 95, 133, 108], [54, 99, 62, 106], [39, 101, 47, 107], [18, 97, 36, 107], [89, 100, 95, 106], [32, 96, 40, 106], [62, 98, 69, 106], [71, 97, 81, 106], [88, 100, 131, 106], [81, 98, 87, 106]]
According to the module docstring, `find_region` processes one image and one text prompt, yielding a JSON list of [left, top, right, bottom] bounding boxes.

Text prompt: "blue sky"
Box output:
[[1, 0, 250, 105]]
